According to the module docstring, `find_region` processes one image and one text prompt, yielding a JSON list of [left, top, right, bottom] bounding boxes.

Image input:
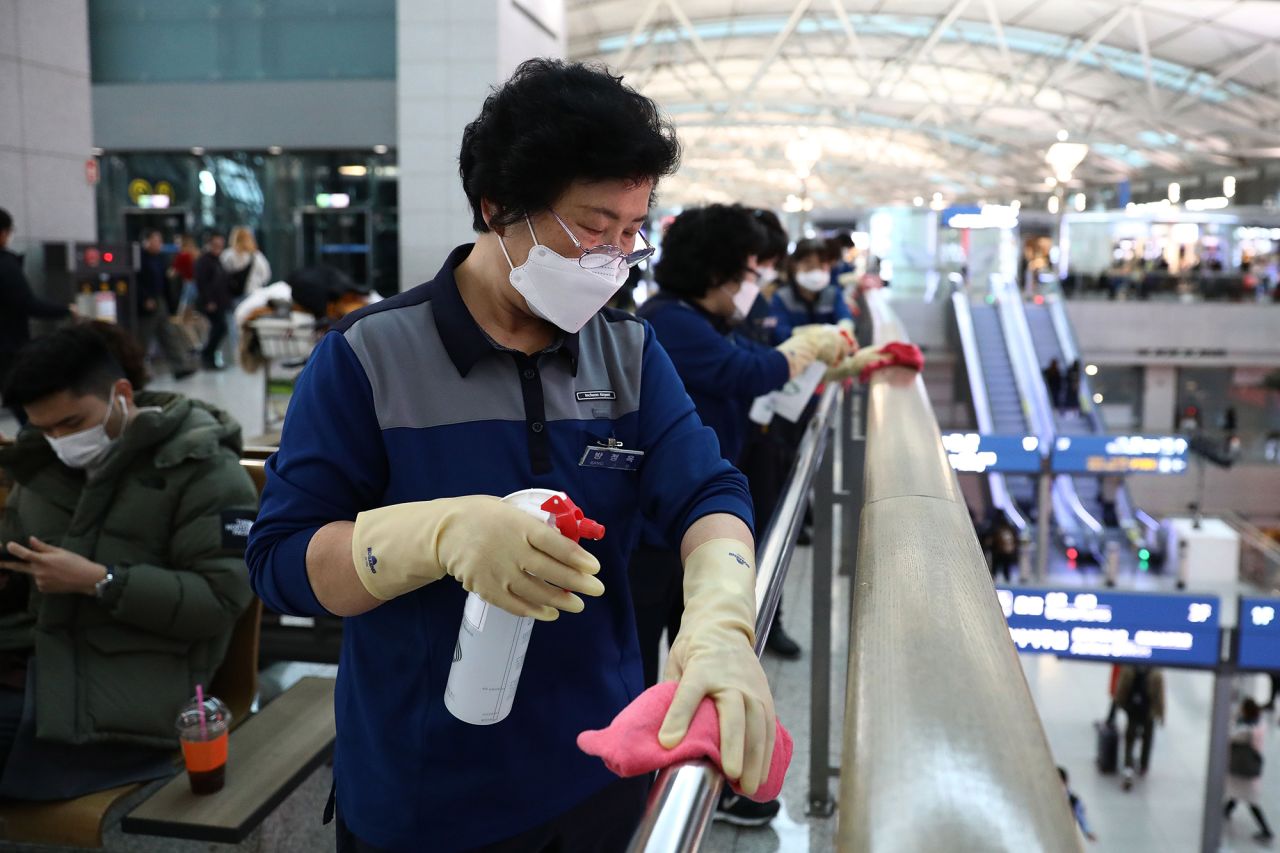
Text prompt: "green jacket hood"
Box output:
[[0, 392, 244, 485]]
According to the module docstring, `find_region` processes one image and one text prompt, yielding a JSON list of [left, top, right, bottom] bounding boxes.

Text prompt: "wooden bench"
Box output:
[[121, 677, 335, 844]]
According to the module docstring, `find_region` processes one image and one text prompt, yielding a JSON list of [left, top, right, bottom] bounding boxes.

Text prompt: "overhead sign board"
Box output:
[[1050, 435, 1189, 475], [941, 433, 1042, 474], [997, 587, 1220, 667], [1239, 596, 1280, 671]]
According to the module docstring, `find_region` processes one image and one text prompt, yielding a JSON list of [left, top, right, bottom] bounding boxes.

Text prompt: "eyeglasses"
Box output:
[[549, 210, 655, 270]]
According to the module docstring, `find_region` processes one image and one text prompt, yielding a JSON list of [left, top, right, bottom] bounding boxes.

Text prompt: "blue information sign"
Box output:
[[941, 433, 1042, 474], [996, 587, 1221, 667], [1238, 596, 1280, 671], [1050, 435, 1189, 475]]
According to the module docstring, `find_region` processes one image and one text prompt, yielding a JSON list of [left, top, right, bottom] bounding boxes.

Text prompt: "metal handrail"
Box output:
[[626, 383, 842, 852], [839, 290, 1083, 852]]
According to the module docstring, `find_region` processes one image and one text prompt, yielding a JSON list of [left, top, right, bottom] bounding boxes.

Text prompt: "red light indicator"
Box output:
[[103, 252, 114, 263], [1034, 295, 1045, 304], [1066, 548, 1079, 560]]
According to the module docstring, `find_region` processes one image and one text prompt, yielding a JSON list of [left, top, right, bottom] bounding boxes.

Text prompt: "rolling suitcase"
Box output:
[[1096, 720, 1119, 774]]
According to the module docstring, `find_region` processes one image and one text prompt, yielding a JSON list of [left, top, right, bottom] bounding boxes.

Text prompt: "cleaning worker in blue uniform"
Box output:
[[770, 237, 854, 340], [630, 204, 850, 826], [246, 60, 778, 853]]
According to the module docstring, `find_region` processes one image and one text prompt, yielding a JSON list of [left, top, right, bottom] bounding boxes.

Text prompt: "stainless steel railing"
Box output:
[[838, 290, 1083, 852], [629, 289, 1080, 852], [626, 383, 841, 852]]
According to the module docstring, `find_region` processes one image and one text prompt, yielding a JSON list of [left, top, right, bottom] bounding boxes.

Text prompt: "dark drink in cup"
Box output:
[[176, 695, 231, 795]]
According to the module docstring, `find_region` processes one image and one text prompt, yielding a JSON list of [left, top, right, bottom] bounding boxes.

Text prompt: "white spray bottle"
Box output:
[[444, 489, 605, 725]]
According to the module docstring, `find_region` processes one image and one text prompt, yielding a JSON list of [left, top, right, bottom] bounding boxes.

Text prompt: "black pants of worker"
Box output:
[[334, 775, 650, 853], [1123, 712, 1154, 774], [991, 555, 1015, 583], [738, 423, 796, 637], [628, 544, 684, 688], [200, 308, 229, 366]]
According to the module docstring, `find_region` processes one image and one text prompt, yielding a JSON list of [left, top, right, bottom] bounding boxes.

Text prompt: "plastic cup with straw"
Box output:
[[176, 683, 231, 794]]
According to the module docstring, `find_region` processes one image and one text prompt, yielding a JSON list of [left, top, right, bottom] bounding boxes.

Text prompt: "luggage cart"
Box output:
[[250, 315, 318, 431]]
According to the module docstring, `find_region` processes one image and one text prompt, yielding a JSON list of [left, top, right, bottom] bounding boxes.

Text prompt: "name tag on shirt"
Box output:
[[579, 444, 645, 472]]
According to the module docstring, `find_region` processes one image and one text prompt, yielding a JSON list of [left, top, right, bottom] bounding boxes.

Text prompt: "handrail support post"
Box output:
[[1036, 462, 1053, 580], [808, 406, 839, 818]]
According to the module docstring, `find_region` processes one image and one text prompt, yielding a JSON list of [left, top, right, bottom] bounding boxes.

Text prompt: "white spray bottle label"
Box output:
[[443, 489, 604, 726]]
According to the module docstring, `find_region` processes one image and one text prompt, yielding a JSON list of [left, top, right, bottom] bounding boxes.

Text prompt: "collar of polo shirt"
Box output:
[[433, 245, 581, 378]]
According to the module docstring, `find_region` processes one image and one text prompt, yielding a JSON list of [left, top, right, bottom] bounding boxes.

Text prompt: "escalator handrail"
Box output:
[[951, 293, 1028, 531], [841, 290, 1084, 853], [998, 284, 1105, 545], [1044, 293, 1142, 537]]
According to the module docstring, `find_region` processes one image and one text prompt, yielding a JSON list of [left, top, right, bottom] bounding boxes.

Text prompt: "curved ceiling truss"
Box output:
[[569, 0, 1280, 209]]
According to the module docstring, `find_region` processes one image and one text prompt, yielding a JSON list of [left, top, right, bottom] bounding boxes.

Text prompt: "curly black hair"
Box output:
[[751, 209, 788, 264], [459, 59, 681, 233], [2, 323, 132, 409], [654, 205, 765, 299]]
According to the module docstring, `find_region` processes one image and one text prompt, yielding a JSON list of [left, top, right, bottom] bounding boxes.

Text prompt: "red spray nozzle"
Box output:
[[541, 494, 606, 543]]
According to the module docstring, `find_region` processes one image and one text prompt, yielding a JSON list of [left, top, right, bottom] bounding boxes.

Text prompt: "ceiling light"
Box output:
[[913, 196, 924, 207], [267, 145, 283, 155], [1093, 393, 1104, 404], [1045, 176, 1058, 188], [1168, 182, 1181, 203], [373, 144, 389, 155], [1074, 193, 1087, 212], [1085, 364, 1099, 376], [1010, 200, 1022, 211], [1223, 175, 1236, 198], [1046, 142, 1089, 183], [198, 170, 216, 197], [1057, 129, 1070, 142], [190, 146, 205, 156], [1048, 196, 1060, 214], [338, 165, 368, 177]]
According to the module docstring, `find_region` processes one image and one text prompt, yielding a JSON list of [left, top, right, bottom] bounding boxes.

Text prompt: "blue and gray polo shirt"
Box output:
[[637, 291, 789, 467], [770, 281, 853, 340], [246, 245, 753, 852]]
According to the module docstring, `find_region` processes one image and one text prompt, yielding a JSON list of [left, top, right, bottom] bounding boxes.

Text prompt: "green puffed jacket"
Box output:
[[0, 391, 257, 748]]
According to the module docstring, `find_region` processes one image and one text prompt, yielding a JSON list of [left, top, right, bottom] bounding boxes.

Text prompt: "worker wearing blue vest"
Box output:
[[246, 60, 778, 853]]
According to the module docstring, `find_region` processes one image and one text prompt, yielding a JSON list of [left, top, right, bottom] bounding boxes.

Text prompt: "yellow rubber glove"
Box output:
[[793, 324, 856, 366], [350, 496, 605, 618], [824, 343, 886, 382], [774, 334, 819, 379], [658, 539, 776, 796]]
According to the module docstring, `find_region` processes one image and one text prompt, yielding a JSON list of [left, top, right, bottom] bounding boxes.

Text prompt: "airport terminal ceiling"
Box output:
[[567, 0, 1280, 209]]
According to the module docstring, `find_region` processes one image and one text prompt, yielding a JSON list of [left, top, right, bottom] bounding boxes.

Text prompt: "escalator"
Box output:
[[1040, 294, 1146, 547], [1024, 304, 1107, 530], [951, 295, 1031, 528]]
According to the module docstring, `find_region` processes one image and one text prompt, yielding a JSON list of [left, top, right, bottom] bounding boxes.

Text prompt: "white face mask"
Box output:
[[757, 267, 779, 287], [499, 218, 628, 334], [45, 390, 127, 470], [730, 280, 760, 322], [795, 269, 829, 293]]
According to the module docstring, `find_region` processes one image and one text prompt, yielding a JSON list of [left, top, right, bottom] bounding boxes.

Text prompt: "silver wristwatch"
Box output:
[[94, 567, 115, 599]]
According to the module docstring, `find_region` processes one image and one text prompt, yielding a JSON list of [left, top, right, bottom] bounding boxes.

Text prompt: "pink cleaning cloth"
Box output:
[[576, 681, 793, 802], [858, 341, 925, 383]]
